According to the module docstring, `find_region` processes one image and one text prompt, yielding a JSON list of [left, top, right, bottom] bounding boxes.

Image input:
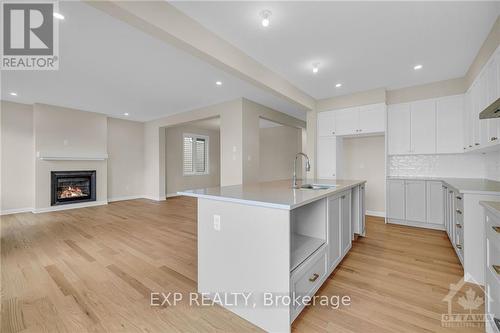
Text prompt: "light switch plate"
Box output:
[[213, 215, 221, 231]]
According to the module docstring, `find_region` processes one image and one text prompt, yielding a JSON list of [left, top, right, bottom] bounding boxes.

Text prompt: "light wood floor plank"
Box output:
[[1, 197, 484, 332]]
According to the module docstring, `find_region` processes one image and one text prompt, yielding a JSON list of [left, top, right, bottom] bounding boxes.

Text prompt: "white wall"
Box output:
[[343, 135, 386, 214], [165, 124, 220, 195], [0, 101, 34, 213], [259, 125, 301, 182], [33, 103, 108, 211], [107, 117, 145, 201]]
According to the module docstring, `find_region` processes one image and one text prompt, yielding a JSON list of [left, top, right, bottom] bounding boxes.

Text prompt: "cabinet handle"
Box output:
[[449, 190, 453, 194], [309, 273, 319, 282], [492, 137, 498, 141], [456, 209, 462, 215], [468, 145, 473, 148], [492, 226, 500, 233], [332, 131, 335, 135], [493, 265, 500, 275], [341, 195, 346, 199], [456, 244, 462, 249], [456, 224, 462, 228], [475, 143, 480, 146], [456, 196, 462, 200]]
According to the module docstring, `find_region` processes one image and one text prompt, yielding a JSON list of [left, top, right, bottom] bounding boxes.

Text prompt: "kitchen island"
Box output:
[[179, 179, 366, 332]]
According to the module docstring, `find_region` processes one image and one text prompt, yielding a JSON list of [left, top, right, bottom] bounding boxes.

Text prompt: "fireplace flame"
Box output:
[[59, 186, 85, 198]]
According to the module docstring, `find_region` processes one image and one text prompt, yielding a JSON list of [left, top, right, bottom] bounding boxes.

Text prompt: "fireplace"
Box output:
[[51, 171, 96, 206]]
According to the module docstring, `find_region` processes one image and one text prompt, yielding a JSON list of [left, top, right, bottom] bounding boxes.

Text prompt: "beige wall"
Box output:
[[165, 124, 220, 195], [342, 135, 386, 214], [259, 125, 301, 182], [107, 117, 145, 200], [386, 78, 466, 105], [316, 88, 386, 112], [144, 98, 305, 200], [0, 101, 34, 213], [0, 101, 146, 213]]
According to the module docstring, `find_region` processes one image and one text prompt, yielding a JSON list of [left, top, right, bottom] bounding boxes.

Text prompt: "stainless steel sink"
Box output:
[[299, 184, 337, 190]]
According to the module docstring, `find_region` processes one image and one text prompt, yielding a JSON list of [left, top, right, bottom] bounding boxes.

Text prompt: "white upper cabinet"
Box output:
[[436, 95, 464, 154], [478, 70, 489, 146], [334, 108, 359, 136], [411, 99, 436, 154], [317, 136, 340, 179], [317, 111, 336, 137], [464, 90, 473, 150], [359, 103, 386, 133], [487, 53, 499, 143], [388, 103, 411, 155]]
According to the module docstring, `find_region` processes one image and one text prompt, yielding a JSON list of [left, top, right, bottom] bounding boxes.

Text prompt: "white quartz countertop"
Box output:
[[480, 201, 500, 219], [178, 179, 366, 210], [387, 176, 500, 195]]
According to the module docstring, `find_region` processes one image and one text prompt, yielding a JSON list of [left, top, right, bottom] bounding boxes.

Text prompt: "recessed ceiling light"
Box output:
[[9, 92, 17, 96], [123, 113, 129, 116], [414, 64, 423, 70], [260, 10, 272, 27], [312, 63, 320, 74], [215, 81, 222, 86], [335, 83, 342, 88], [53, 12, 65, 20]]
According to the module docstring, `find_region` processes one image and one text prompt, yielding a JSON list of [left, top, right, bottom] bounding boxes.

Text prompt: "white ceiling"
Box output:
[[1, 1, 307, 121], [173, 1, 500, 99]]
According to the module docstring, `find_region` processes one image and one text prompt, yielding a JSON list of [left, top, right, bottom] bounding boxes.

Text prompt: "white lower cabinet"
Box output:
[[405, 180, 427, 223], [484, 209, 500, 333], [341, 191, 352, 257], [327, 194, 341, 270], [426, 181, 444, 225], [351, 184, 366, 236], [387, 179, 405, 220], [291, 185, 364, 323], [387, 179, 444, 229]]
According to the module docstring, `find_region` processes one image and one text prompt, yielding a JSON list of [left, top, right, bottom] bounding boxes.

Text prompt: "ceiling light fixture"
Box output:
[[215, 81, 222, 86], [312, 63, 320, 74], [335, 83, 342, 88], [260, 10, 272, 27], [9, 92, 17, 96], [53, 12, 65, 20], [123, 113, 129, 116], [414, 64, 423, 70]]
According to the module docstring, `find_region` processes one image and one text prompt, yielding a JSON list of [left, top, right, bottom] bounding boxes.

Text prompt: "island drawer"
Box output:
[[290, 245, 327, 321]]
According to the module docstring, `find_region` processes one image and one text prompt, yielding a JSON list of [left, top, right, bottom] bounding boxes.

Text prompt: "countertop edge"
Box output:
[[480, 201, 500, 220], [387, 177, 500, 195], [178, 180, 366, 210]]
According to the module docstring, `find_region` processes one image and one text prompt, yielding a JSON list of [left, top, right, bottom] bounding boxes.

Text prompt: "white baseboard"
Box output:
[[32, 200, 108, 214], [366, 210, 386, 218], [108, 195, 146, 202], [142, 195, 167, 201], [387, 218, 445, 231], [166, 193, 180, 198], [0, 207, 34, 216]]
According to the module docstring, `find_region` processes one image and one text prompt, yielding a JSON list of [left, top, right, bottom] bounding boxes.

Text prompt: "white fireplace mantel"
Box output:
[[36, 151, 108, 161]]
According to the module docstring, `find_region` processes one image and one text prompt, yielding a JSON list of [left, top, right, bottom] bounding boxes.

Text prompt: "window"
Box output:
[[183, 133, 209, 175]]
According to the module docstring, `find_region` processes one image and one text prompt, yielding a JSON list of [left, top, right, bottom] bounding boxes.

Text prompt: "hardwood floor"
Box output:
[[1, 196, 483, 332]]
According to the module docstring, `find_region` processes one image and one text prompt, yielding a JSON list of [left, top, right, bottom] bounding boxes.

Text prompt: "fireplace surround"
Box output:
[[51, 170, 96, 206]]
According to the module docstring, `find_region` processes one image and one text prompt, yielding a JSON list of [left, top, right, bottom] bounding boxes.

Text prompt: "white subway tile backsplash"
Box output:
[[388, 154, 486, 178]]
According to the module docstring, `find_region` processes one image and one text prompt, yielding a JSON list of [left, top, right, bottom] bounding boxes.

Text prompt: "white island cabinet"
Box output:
[[179, 179, 365, 332]]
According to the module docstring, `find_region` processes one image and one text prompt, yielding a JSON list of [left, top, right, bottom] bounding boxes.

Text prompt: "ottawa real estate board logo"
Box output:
[[1, 2, 59, 70]]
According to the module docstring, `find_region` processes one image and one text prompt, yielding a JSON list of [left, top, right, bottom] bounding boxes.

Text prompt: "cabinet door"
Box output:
[[317, 137, 337, 179], [327, 195, 341, 270], [317, 111, 336, 137], [388, 104, 411, 155], [411, 100, 436, 154], [335, 108, 359, 136], [340, 191, 352, 257], [436, 95, 464, 154], [443, 185, 449, 236], [359, 184, 366, 236], [359, 104, 386, 134], [471, 81, 481, 148], [478, 71, 490, 146], [464, 90, 473, 150], [426, 181, 444, 225], [387, 180, 405, 220], [487, 56, 500, 143], [405, 180, 426, 223]]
